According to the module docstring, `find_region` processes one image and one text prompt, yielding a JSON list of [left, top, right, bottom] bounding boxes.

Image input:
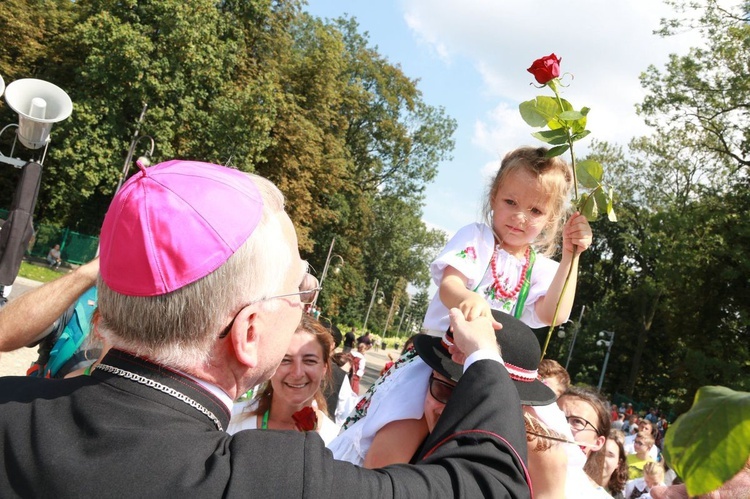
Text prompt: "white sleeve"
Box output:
[[356, 356, 366, 377], [429, 223, 495, 290], [463, 349, 504, 369]]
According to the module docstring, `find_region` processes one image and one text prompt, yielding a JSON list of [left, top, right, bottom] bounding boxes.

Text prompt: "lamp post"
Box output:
[[382, 296, 398, 338], [115, 103, 155, 193], [362, 278, 385, 333], [596, 330, 615, 391], [312, 237, 344, 307], [561, 305, 585, 371], [395, 299, 410, 336]]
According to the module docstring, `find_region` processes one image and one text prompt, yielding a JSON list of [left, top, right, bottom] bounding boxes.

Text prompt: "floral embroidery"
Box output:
[[342, 346, 419, 430], [456, 246, 477, 262]]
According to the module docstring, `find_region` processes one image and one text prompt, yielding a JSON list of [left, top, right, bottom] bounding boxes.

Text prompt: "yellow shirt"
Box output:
[[627, 453, 655, 480]]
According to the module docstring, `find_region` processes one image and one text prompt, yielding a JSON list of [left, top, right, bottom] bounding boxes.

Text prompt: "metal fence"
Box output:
[[0, 208, 99, 265]]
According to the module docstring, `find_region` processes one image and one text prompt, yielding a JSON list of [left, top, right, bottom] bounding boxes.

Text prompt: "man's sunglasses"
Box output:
[[429, 373, 456, 405]]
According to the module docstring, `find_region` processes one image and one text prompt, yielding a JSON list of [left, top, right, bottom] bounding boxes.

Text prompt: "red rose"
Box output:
[[292, 406, 318, 432], [527, 54, 562, 85]]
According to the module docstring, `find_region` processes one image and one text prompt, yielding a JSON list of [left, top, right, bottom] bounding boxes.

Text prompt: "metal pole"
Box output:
[[362, 278, 378, 333], [382, 295, 397, 337], [597, 331, 615, 391], [565, 305, 585, 371], [395, 301, 409, 335], [116, 103, 148, 193], [312, 237, 335, 307]]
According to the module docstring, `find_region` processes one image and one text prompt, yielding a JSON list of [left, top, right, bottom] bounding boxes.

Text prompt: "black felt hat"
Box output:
[[413, 309, 556, 406]]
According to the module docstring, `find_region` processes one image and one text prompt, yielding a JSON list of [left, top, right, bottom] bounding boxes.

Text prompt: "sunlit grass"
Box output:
[[17, 261, 65, 283]]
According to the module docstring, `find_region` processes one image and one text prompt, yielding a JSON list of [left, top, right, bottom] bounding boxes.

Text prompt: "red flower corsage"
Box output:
[[292, 406, 318, 432]]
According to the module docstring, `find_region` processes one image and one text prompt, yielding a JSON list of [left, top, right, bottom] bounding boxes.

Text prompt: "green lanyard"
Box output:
[[261, 409, 269, 429], [513, 248, 536, 319]]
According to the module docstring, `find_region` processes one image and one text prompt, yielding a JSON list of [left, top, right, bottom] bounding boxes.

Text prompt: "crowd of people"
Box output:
[[0, 150, 747, 497]]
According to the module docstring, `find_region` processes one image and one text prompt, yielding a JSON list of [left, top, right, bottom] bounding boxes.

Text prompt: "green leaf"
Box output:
[[576, 159, 603, 188], [531, 128, 569, 145], [606, 186, 617, 222], [558, 110, 584, 121], [519, 96, 567, 128], [663, 386, 750, 497], [545, 144, 569, 157], [571, 130, 591, 142], [578, 192, 598, 221]]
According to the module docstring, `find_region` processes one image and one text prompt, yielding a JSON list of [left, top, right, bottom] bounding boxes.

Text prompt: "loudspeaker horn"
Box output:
[[4, 78, 73, 150]]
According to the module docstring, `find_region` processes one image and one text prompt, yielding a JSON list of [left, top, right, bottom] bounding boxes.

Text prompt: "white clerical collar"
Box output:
[[179, 371, 234, 412]]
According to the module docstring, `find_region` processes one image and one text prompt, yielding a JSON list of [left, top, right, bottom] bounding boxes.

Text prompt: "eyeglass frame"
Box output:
[[217, 277, 321, 339], [428, 373, 456, 405], [566, 415, 600, 435]]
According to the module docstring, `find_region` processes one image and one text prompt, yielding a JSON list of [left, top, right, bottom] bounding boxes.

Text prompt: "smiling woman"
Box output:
[[227, 314, 341, 444]]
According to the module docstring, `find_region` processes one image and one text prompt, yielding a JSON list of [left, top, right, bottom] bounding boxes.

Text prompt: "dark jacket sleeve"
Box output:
[[227, 359, 531, 498]]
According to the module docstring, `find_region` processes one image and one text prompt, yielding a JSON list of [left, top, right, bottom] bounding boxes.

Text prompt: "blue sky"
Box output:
[[303, 0, 718, 238]]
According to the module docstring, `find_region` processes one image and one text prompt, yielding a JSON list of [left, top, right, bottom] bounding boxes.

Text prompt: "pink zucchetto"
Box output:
[[99, 160, 263, 296]]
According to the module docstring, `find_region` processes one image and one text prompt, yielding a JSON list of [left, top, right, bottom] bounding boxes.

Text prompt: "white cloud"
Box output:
[[401, 0, 713, 146]]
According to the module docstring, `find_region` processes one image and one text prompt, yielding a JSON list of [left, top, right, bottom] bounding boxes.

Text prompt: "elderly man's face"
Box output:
[[254, 212, 307, 383]]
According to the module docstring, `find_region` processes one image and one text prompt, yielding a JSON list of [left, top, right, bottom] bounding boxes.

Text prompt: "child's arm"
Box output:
[[439, 266, 495, 323], [363, 417, 429, 468], [535, 213, 593, 326]]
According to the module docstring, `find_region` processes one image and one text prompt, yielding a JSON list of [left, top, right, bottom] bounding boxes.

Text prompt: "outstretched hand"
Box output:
[[458, 293, 503, 330], [447, 308, 499, 364]]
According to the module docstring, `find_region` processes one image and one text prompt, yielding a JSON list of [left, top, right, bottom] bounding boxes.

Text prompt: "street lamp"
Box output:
[[558, 305, 585, 371], [596, 330, 615, 391], [312, 237, 344, 307], [362, 278, 385, 333], [115, 103, 156, 193]]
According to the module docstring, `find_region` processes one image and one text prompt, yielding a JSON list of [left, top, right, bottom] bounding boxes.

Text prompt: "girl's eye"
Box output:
[[304, 359, 319, 366], [280, 358, 292, 365], [504, 198, 516, 206], [531, 207, 544, 216]]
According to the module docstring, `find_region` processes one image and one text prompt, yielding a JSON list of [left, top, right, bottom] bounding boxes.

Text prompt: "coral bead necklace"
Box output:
[[490, 245, 531, 299]]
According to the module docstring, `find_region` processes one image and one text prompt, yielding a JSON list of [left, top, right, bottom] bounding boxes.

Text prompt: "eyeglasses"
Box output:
[[218, 273, 320, 339], [428, 374, 456, 405], [566, 415, 599, 434], [260, 285, 322, 306]]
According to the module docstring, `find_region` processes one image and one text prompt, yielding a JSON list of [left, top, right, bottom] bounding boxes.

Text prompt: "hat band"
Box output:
[[505, 362, 537, 383], [440, 332, 454, 350]]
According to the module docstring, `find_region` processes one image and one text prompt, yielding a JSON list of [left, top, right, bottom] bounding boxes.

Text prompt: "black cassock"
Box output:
[[0, 349, 531, 498]]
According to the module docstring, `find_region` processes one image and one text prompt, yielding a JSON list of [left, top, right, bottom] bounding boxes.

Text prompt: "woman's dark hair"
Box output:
[[562, 385, 611, 436]]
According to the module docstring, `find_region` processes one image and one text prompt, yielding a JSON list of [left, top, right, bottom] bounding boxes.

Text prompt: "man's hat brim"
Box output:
[[413, 310, 557, 406]]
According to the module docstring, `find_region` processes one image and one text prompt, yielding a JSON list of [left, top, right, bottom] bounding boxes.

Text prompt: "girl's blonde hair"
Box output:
[[483, 146, 573, 257]]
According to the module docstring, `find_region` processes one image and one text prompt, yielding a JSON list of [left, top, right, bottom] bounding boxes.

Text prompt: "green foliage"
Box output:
[[663, 386, 750, 496], [1, 1, 451, 329]]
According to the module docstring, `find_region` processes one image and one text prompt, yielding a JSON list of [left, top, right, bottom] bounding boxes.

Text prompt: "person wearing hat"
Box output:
[[330, 310, 557, 463], [0, 160, 532, 496]]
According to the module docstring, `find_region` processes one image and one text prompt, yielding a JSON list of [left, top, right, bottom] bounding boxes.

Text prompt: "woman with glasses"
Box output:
[[557, 385, 614, 497], [227, 314, 340, 444]]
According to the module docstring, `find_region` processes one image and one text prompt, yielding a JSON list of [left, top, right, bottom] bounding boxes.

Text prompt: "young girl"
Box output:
[[328, 146, 593, 465], [423, 145, 592, 334]]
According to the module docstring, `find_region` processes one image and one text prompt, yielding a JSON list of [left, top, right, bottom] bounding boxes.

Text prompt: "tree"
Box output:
[[639, 0, 750, 173]]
